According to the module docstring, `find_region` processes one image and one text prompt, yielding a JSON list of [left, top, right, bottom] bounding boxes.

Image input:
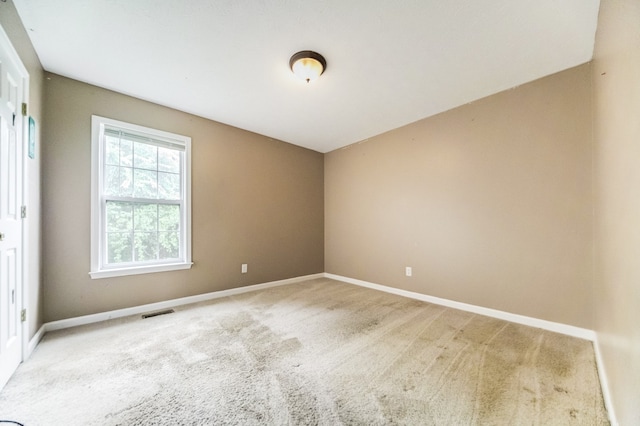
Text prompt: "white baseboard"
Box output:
[[44, 273, 324, 332], [593, 334, 618, 425], [35, 273, 595, 340], [26, 324, 46, 359], [33, 271, 595, 341], [324, 273, 596, 341]]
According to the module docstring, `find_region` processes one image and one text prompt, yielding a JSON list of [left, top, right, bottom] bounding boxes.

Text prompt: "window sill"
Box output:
[[89, 261, 193, 279]]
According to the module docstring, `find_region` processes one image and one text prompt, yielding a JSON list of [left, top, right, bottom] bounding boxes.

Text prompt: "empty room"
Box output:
[[0, 0, 637, 424]]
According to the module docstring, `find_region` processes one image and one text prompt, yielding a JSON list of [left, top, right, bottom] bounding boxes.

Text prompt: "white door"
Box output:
[[0, 26, 25, 390]]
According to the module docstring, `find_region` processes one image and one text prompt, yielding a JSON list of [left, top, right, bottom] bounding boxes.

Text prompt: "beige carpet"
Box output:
[[0, 278, 608, 425]]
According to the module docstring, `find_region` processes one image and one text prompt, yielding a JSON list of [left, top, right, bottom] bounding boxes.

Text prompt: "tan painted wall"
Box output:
[[42, 74, 324, 321], [592, 0, 640, 424], [0, 1, 44, 339], [326, 64, 593, 328]]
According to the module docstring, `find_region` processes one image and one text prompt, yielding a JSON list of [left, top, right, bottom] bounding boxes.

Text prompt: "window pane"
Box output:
[[106, 201, 133, 232], [107, 232, 132, 264], [158, 147, 180, 173], [134, 142, 157, 171], [104, 165, 120, 196], [158, 204, 180, 231], [119, 167, 133, 197], [105, 136, 120, 166], [158, 172, 180, 200], [159, 231, 179, 259], [134, 232, 158, 262], [120, 139, 133, 167], [134, 203, 158, 232], [133, 169, 157, 198]]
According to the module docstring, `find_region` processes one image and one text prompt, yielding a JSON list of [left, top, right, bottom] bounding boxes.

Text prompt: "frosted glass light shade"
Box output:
[[290, 51, 327, 83]]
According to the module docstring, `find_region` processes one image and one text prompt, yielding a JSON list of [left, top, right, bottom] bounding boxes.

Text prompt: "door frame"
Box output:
[[0, 23, 31, 365]]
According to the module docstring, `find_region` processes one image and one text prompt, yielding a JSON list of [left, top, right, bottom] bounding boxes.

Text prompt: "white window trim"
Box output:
[[90, 115, 192, 279]]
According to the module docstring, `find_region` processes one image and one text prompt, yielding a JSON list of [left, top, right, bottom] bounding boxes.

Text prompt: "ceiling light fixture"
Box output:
[[289, 51, 327, 83]]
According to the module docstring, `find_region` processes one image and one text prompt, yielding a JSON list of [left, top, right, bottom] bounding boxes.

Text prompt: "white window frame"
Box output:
[[90, 115, 192, 279]]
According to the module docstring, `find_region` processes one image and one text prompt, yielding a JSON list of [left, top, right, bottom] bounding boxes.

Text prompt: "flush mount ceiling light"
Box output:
[[289, 51, 327, 83]]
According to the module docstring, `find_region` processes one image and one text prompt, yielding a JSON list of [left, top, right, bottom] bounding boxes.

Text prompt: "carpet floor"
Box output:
[[0, 278, 608, 425]]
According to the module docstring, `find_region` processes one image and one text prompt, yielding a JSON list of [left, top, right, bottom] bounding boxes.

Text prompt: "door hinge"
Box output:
[[21, 103, 28, 116], [21, 309, 26, 322], [21, 205, 27, 219]]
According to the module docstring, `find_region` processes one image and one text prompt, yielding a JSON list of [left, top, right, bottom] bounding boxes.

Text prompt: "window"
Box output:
[[90, 116, 192, 279]]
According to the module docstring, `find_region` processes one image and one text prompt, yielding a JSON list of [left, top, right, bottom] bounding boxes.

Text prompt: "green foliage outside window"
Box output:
[[104, 134, 182, 264]]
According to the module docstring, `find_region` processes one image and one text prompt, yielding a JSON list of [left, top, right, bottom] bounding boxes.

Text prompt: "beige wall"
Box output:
[[592, 0, 640, 424], [326, 64, 593, 328], [42, 74, 324, 321], [0, 1, 44, 339]]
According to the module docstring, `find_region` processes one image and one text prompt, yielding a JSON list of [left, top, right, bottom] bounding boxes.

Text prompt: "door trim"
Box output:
[[0, 23, 31, 365]]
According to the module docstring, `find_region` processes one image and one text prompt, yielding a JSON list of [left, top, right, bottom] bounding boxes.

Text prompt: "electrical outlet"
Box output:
[[405, 266, 412, 277], [241, 264, 248, 274]]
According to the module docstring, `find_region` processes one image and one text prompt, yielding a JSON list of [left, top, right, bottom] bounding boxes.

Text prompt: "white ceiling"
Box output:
[[14, 0, 600, 153]]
